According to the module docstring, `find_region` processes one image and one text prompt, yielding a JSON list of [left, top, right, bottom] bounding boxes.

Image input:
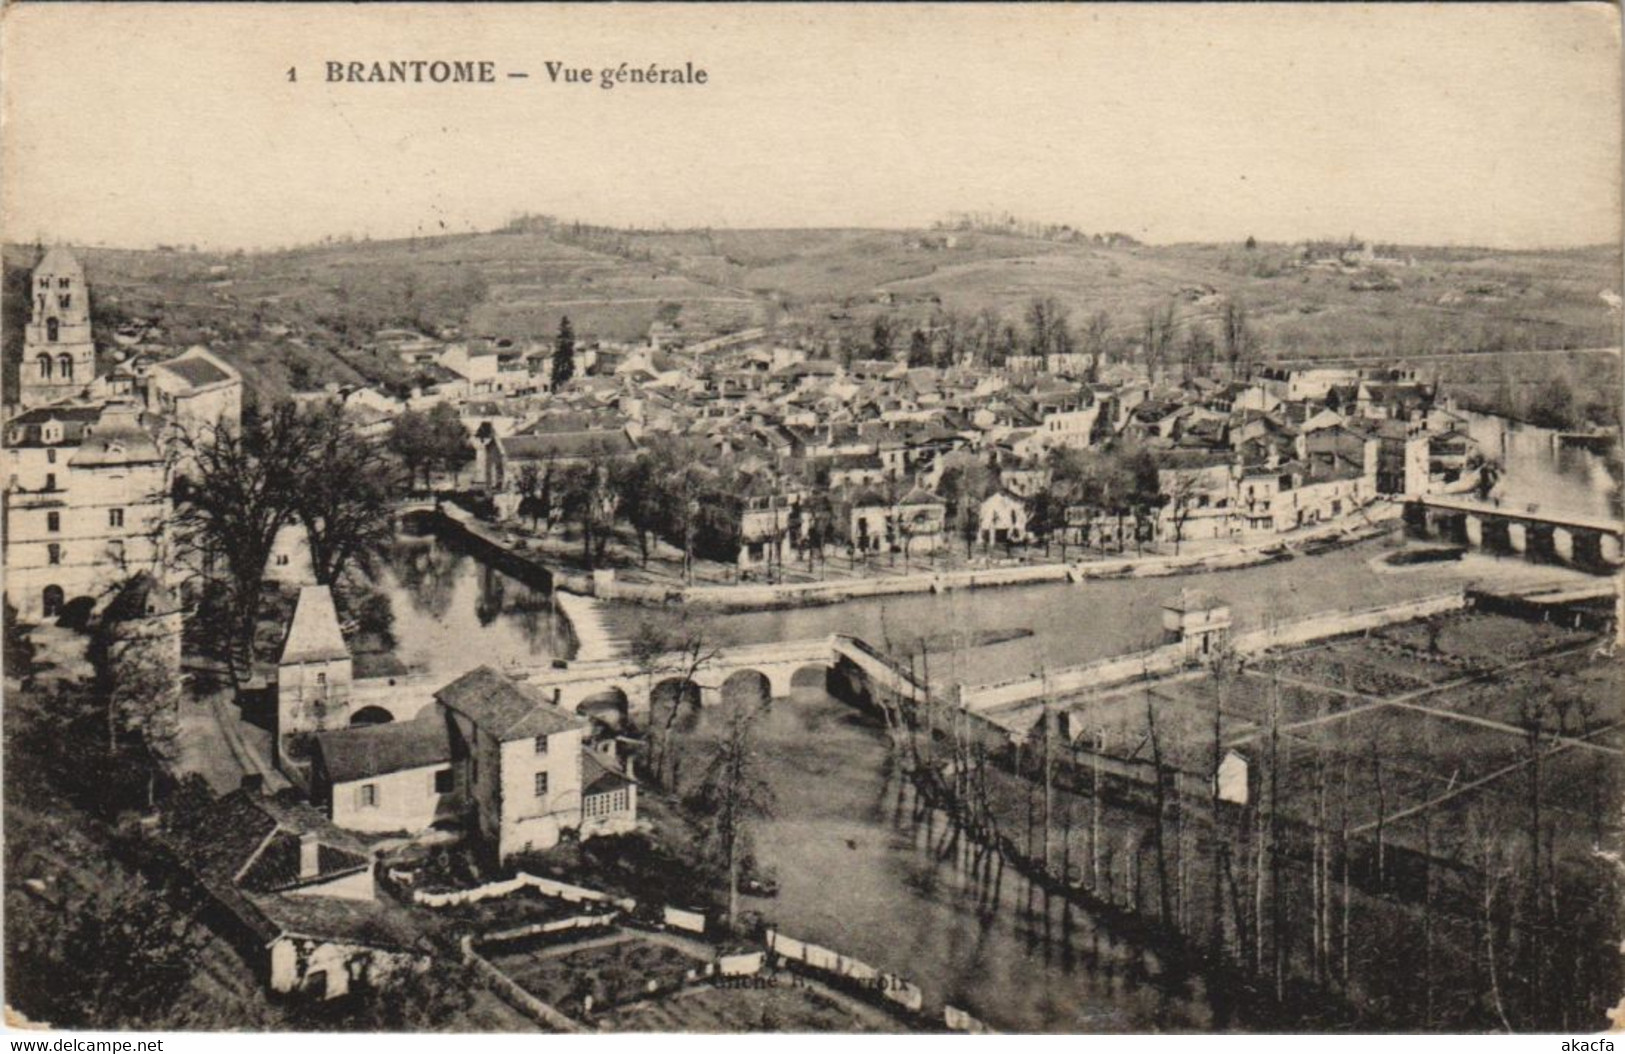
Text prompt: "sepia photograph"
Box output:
[[1, 1, 1621, 1037]]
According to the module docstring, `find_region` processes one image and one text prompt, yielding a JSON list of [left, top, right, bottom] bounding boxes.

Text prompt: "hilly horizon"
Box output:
[[4, 222, 1620, 414]]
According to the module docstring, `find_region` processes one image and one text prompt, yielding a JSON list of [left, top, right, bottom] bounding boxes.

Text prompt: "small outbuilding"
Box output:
[[1161, 588, 1233, 662], [313, 714, 456, 834]]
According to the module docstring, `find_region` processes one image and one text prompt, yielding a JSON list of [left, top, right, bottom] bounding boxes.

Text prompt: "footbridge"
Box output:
[[512, 633, 924, 716], [1404, 495, 1623, 572]]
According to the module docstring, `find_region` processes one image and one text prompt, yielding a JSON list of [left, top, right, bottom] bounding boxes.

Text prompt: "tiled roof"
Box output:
[[898, 486, 945, 506], [155, 355, 232, 388], [582, 749, 637, 796], [4, 405, 101, 447], [237, 833, 369, 894], [279, 585, 350, 665], [70, 422, 162, 467], [435, 666, 587, 740], [252, 892, 428, 951], [315, 714, 452, 785], [162, 788, 374, 944]]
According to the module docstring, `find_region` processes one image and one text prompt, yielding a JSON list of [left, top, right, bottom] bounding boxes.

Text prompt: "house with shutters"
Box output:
[[434, 666, 588, 860], [313, 715, 457, 834]]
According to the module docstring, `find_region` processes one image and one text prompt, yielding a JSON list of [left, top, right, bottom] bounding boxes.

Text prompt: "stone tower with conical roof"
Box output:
[[19, 247, 96, 408]]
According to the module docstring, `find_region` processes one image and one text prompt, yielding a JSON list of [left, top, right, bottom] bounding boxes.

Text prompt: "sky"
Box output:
[[2, 3, 1620, 251]]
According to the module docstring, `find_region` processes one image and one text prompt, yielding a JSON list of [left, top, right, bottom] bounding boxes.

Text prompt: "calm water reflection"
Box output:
[[695, 688, 1221, 1032], [382, 528, 564, 675]]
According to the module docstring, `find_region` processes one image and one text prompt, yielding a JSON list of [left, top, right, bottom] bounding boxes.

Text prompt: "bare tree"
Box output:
[[629, 611, 724, 790], [693, 691, 776, 930]]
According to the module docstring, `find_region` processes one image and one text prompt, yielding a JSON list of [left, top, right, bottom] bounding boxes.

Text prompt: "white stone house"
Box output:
[[435, 666, 592, 861], [978, 491, 1029, 548], [313, 715, 457, 834]]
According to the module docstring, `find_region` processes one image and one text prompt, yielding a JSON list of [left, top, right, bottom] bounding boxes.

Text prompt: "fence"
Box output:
[[414, 871, 636, 912], [764, 929, 924, 1014], [944, 1005, 993, 1033], [481, 911, 619, 945], [461, 935, 582, 1033], [662, 905, 707, 933]]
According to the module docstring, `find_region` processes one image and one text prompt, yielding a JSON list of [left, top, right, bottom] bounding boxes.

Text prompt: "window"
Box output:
[[58, 277, 69, 289], [275, 554, 290, 566], [38, 278, 47, 289], [44, 473, 56, 491], [533, 734, 548, 755], [46, 318, 58, 343], [434, 769, 454, 794], [585, 789, 628, 819], [58, 355, 73, 381], [46, 543, 61, 565], [46, 512, 59, 533], [59, 295, 71, 310], [109, 508, 124, 528], [315, 671, 327, 688], [534, 771, 549, 798], [46, 448, 56, 464], [36, 354, 51, 379], [358, 784, 378, 808]]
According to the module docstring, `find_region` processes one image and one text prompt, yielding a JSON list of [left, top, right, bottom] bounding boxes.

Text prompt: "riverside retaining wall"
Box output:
[[959, 589, 1469, 711]]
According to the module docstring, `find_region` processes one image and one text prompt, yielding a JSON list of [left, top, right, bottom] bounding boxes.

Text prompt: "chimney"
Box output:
[[299, 832, 321, 880]]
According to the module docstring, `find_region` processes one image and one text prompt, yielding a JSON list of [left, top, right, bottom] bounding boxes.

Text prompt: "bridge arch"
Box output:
[[790, 663, 831, 693], [350, 705, 395, 726], [576, 687, 631, 731], [650, 677, 704, 734], [720, 669, 772, 708]]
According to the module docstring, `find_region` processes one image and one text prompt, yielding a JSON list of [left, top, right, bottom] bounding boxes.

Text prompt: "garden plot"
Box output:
[[1227, 675, 1355, 726], [484, 931, 709, 1013], [422, 887, 586, 934], [1318, 639, 1466, 686], [1406, 654, 1624, 737], [600, 978, 908, 1032], [1260, 646, 1434, 698], [1376, 612, 1590, 666]]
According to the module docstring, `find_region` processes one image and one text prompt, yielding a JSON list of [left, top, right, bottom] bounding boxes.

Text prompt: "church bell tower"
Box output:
[[18, 247, 96, 408]]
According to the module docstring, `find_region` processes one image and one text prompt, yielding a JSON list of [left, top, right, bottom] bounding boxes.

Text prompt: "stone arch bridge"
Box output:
[[1405, 496, 1624, 572], [513, 634, 924, 716]]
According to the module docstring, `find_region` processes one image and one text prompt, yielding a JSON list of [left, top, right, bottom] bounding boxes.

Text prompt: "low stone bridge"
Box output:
[[1405, 495, 1623, 572], [512, 633, 923, 716]]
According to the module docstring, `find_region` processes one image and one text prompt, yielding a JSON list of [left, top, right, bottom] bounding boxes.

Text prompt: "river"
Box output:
[[375, 521, 1589, 1031]]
